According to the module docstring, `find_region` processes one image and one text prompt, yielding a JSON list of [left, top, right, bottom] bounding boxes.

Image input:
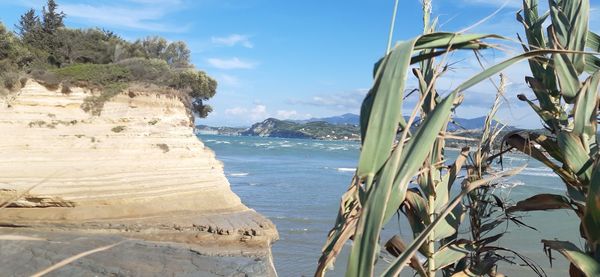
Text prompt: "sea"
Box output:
[[198, 134, 581, 277]]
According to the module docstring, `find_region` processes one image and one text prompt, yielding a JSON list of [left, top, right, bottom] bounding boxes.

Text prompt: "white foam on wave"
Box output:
[[254, 142, 272, 147], [328, 146, 349, 151], [518, 167, 558, 177], [495, 180, 524, 189], [337, 168, 356, 172], [229, 172, 249, 177]]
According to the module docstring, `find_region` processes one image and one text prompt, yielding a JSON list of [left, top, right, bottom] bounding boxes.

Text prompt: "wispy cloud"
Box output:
[[13, 0, 189, 33], [211, 34, 254, 48], [225, 104, 269, 121], [276, 110, 298, 120], [224, 107, 247, 116], [207, 57, 257, 69], [460, 0, 521, 9], [288, 89, 368, 112]]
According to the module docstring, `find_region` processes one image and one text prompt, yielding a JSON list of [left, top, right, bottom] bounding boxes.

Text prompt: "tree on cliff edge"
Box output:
[[42, 0, 65, 34], [15, 9, 40, 44]]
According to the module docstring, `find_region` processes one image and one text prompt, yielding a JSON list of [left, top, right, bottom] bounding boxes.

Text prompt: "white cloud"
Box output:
[[39, 0, 190, 33], [207, 57, 257, 69], [288, 89, 369, 112], [250, 105, 268, 120], [211, 34, 254, 48], [224, 107, 247, 116], [225, 104, 269, 121], [276, 110, 298, 119]]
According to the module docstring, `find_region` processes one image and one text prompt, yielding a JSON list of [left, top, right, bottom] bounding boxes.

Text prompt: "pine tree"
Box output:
[[15, 9, 40, 43], [40, 0, 66, 66], [41, 0, 65, 34]]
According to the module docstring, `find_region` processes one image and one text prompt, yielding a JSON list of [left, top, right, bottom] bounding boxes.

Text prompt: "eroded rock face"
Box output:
[[0, 81, 277, 276]]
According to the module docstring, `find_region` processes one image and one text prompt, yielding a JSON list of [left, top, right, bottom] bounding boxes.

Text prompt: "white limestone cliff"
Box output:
[[0, 81, 278, 276]]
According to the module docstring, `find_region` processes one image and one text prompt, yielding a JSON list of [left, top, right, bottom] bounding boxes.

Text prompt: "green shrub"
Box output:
[[169, 69, 216, 100], [116, 57, 170, 82], [51, 63, 131, 86], [60, 80, 71, 94], [0, 71, 22, 91], [30, 69, 61, 90], [81, 82, 127, 116]]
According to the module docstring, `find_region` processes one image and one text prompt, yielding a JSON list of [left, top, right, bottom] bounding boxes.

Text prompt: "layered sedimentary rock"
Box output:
[[0, 81, 277, 276]]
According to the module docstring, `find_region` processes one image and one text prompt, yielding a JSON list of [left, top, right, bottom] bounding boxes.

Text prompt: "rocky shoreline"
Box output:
[[0, 81, 278, 276]]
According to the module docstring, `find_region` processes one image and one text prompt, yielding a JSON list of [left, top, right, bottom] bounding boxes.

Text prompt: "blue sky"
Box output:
[[1, 0, 599, 127]]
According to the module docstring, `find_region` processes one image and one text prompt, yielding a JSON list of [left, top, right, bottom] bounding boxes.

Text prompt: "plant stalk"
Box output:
[[427, 189, 436, 277], [385, 0, 400, 55]]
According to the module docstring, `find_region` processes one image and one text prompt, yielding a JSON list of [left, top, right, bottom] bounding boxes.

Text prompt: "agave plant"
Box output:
[[501, 0, 600, 276]]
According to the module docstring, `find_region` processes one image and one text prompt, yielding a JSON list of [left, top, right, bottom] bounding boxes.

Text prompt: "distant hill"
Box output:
[[296, 113, 512, 131], [196, 113, 514, 141], [240, 118, 360, 140], [293, 113, 360, 125]]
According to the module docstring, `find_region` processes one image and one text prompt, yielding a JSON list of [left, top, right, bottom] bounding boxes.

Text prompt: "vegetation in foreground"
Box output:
[[0, 0, 216, 117], [318, 0, 600, 276]]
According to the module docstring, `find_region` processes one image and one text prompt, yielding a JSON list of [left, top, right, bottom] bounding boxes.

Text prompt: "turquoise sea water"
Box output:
[[199, 134, 580, 277]]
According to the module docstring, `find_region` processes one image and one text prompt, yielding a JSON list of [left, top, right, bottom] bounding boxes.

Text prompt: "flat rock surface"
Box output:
[[0, 228, 275, 277]]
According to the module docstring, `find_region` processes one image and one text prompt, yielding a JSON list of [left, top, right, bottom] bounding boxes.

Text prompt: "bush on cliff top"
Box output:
[[0, 0, 216, 118]]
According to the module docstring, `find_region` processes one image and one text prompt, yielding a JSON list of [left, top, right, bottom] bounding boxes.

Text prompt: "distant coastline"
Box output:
[[195, 113, 520, 146]]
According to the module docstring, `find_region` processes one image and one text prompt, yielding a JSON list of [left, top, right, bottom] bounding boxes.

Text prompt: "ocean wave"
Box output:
[[327, 146, 349, 151], [494, 180, 524, 189], [209, 140, 231, 144], [286, 228, 310, 234], [518, 167, 558, 177], [337, 167, 356, 172], [254, 142, 273, 147], [229, 172, 249, 177], [502, 156, 530, 162]]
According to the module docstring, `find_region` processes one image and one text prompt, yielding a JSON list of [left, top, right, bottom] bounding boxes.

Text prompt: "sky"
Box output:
[[0, 0, 599, 128]]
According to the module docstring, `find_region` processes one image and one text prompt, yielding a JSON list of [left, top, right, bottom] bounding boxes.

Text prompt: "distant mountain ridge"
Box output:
[[294, 113, 511, 131], [292, 113, 360, 125], [196, 113, 513, 140], [240, 118, 360, 140]]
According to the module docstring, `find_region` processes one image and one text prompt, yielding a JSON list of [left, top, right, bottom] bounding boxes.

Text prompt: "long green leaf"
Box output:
[[357, 39, 416, 183], [382, 91, 457, 225], [558, 132, 593, 184], [432, 241, 474, 271], [413, 33, 501, 50], [553, 53, 580, 102], [583, 162, 600, 245], [564, 0, 589, 74], [507, 194, 576, 213], [573, 71, 600, 153], [587, 30, 600, 51], [543, 240, 600, 276]]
